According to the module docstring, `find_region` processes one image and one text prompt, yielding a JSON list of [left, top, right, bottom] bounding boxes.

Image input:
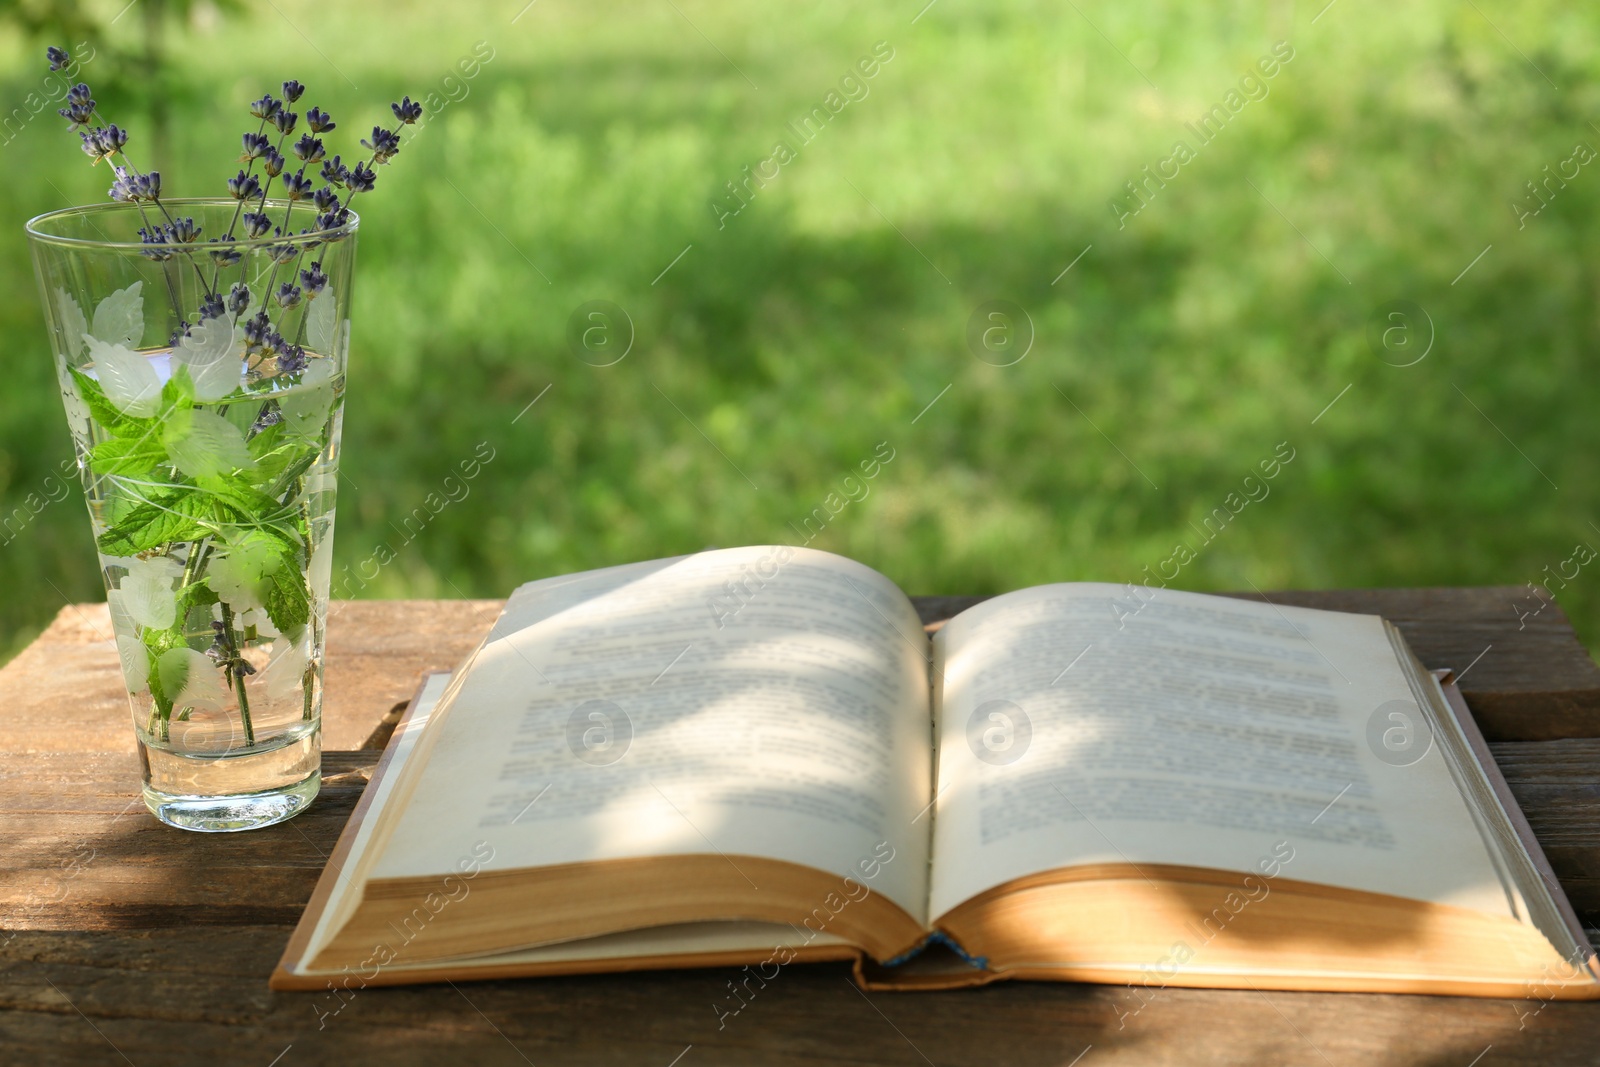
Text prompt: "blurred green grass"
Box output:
[[1, 0, 1597, 661]]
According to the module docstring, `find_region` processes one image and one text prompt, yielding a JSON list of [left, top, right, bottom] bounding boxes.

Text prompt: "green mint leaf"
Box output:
[[163, 364, 196, 408], [87, 433, 170, 479], [219, 526, 291, 580], [96, 491, 215, 556], [89, 281, 144, 349], [84, 337, 163, 418], [262, 557, 310, 633], [171, 316, 243, 403], [70, 367, 152, 437], [247, 420, 284, 457], [163, 408, 255, 480], [250, 436, 324, 503], [262, 521, 307, 564], [178, 581, 219, 615], [280, 360, 338, 440], [99, 482, 183, 531], [97, 505, 165, 556], [306, 291, 337, 355], [196, 475, 286, 521], [54, 288, 89, 360], [140, 621, 187, 723]]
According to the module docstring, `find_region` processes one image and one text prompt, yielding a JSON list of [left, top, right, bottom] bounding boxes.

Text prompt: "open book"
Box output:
[[273, 547, 1600, 999]]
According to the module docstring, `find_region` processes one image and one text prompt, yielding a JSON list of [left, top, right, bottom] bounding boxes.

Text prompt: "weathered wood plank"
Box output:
[[5, 590, 1600, 1065], [4, 927, 1599, 1066], [0, 600, 501, 753], [0, 753, 371, 930]]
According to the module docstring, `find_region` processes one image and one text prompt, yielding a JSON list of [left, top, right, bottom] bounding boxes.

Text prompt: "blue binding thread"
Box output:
[[880, 931, 989, 971], [930, 931, 989, 970]]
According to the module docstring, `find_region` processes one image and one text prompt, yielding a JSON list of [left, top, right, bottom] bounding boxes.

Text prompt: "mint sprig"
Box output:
[[76, 366, 331, 739]]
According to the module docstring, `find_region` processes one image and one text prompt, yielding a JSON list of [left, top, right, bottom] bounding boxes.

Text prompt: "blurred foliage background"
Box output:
[[0, 0, 1595, 661]]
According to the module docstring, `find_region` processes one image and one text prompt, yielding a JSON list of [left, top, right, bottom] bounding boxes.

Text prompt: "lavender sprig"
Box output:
[[45, 48, 420, 346]]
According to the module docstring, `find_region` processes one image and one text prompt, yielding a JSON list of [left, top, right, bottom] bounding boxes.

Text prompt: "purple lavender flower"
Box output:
[[316, 207, 353, 232], [291, 133, 325, 164], [243, 312, 272, 353], [277, 343, 309, 376], [205, 621, 229, 665], [58, 86, 96, 127], [227, 283, 252, 316], [347, 161, 377, 193], [167, 216, 202, 243], [319, 155, 349, 187], [241, 211, 273, 238], [241, 132, 271, 160], [391, 97, 423, 125], [44, 53, 417, 244], [361, 126, 401, 164], [275, 282, 303, 310], [208, 240, 243, 268], [251, 408, 284, 433], [198, 292, 226, 321], [269, 237, 301, 263], [168, 321, 193, 347], [227, 170, 262, 200], [282, 170, 314, 201], [299, 261, 328, 296], [78, 125, 129, 162], [214, 628, 256, 681], [78, 129, 111, 162], [107, 167, 137, 202], [137, 226, 173, 261]]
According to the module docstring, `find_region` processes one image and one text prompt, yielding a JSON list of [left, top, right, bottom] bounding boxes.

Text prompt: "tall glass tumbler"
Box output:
[[26, 198, 355, 831]]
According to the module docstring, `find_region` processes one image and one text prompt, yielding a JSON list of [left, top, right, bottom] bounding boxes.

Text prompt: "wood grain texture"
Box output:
[[0, 599, 502, 753], [6, 932, 1600, 1067], [4, 590, 1600, 1065]]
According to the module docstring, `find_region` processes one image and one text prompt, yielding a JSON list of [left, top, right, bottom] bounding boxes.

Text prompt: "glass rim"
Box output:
[[23, 196, 359, 251]]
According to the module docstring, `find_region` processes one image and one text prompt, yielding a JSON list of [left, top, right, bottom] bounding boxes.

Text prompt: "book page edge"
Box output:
[[271, 670, 452, 989]]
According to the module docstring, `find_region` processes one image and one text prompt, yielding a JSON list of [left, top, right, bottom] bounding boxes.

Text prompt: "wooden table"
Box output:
[[5, 589, 1600, 1065]]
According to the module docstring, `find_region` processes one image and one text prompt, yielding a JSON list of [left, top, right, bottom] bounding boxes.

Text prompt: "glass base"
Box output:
[[144, 770, 320, 832], [138, 722, 320, 831]]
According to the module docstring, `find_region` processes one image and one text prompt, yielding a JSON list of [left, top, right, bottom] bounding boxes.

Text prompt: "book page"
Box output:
[[927, 584, 1513, 922], [370, 547, 934, 923]]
